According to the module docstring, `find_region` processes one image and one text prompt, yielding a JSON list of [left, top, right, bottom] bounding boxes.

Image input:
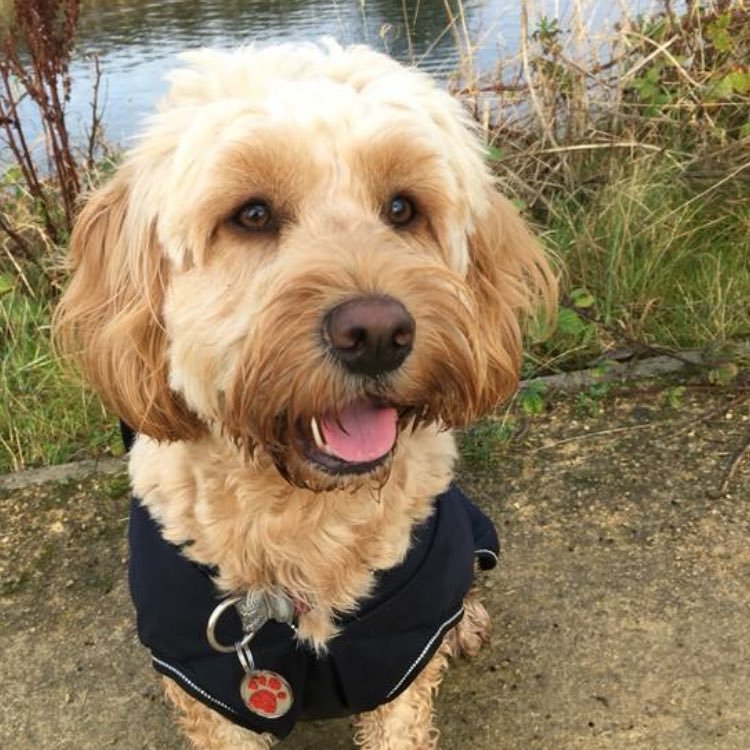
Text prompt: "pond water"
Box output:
[[12, 0, 664, 148]]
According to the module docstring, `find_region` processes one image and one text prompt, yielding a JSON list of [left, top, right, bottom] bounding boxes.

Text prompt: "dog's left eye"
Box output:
[[233, 200, 275, 231], [384, 195, 417, 228]]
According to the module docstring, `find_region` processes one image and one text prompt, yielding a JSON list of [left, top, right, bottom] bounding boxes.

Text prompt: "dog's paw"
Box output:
[[241, 671, 293, 718]]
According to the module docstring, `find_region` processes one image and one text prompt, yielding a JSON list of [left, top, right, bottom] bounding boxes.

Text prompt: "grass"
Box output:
[[534, 155, 750, 368], [483, 0, 750, 372], [0, 0, 748, 472], [0, 289, 119, 471]]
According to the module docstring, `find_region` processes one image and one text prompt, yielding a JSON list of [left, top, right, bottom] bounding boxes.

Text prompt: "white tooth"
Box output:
[[310, 417, 326, 449]]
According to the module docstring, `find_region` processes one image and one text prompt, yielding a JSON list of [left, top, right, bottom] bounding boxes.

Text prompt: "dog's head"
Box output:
[[56, 42, 555, 489]]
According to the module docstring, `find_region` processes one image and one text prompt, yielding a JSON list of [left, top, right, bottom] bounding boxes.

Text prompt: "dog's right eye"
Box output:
[[384, 194, 417, 228], [232, 200, 275, 232]]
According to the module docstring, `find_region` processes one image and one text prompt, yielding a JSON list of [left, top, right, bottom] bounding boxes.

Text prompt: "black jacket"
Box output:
[[124, 425, 498, 739]]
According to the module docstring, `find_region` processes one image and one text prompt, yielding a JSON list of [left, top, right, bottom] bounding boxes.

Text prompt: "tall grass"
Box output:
[[461, 0, 750, 370], [544, 156, 749, 353], [0, 290, 117, 471], [0, 0, 114, 471]]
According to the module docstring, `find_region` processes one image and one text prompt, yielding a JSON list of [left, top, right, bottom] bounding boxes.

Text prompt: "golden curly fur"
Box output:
[[55, 41, 555, 749]]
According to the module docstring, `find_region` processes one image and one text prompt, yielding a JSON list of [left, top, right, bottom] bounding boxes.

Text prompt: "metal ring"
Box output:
[[236, 635, 256, 675], [206, 596, 243, 653]]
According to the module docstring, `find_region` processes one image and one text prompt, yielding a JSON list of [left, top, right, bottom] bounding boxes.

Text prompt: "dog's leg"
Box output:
[[162, 678, 276, 750], [352, 589, 490, 750], [446, 587, 491, 660], [352, 639, 451, 750]]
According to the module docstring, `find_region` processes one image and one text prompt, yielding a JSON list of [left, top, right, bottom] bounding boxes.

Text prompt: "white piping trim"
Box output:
[[152, 656, 240, 716], [386, 607, 464, 698], [475, 548, 499, 563]]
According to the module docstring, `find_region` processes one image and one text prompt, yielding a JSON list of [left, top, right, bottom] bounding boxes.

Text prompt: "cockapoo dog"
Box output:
[[56, 41, 555, 749]]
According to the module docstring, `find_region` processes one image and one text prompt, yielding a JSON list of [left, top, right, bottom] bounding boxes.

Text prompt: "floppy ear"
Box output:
[[466, 191, 557, 413], [54, 173, 205, 442]]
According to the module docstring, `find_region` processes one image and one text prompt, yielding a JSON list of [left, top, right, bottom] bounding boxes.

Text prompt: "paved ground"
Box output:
[[1, 386, 748, 749]]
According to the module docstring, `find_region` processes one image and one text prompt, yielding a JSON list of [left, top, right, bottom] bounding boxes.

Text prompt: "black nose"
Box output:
[[324, 295, 415, 377]]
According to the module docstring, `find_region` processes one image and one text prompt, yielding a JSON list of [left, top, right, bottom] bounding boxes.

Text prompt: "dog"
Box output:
[[55, 41, 555, 749]]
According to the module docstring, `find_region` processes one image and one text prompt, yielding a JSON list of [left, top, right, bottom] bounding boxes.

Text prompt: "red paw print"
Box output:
[[241, 671, 293, 718]]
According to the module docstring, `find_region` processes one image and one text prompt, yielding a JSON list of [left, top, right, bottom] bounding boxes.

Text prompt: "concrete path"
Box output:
[[1, 387, 748, 749]]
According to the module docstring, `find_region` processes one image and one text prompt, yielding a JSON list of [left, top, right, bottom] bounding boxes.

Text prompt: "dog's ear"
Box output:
[[54, 173, 205, 442], [466, 191, 557, 413]]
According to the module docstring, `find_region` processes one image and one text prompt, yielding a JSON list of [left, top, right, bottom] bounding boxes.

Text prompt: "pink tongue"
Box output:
[[320, 401, 398, 463]]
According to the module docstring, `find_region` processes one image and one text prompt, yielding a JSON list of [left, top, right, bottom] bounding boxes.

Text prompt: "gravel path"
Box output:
[[1, 388, 748, 749]]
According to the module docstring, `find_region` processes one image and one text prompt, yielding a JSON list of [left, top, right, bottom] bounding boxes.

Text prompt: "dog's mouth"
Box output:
[[295, 397, 399, 475]]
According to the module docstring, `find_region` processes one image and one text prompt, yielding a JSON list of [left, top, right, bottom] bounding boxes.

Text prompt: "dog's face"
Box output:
[[56, 43, 554, 490]]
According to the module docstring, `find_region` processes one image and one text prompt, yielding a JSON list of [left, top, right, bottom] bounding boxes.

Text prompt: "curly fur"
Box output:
[[55, 41, 555, 749]]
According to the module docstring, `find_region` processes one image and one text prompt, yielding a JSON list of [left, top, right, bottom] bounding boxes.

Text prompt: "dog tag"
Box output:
[[240, 670, 294, 719], [208, 594, 295, 719]]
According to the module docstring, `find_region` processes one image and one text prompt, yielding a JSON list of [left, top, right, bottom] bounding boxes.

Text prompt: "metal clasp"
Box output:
[[206, 595, 248, 653]]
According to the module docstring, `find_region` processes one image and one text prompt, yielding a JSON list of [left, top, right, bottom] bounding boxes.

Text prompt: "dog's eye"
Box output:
[[233, 200, 275, 231], [384, 195, 416, 228]]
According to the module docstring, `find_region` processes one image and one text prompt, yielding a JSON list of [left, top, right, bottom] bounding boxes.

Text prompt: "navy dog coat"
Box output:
[[124, 426, 499, 739]]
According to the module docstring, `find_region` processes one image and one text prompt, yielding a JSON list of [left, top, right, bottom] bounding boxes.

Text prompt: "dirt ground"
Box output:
[[1, 386, 748, 750]]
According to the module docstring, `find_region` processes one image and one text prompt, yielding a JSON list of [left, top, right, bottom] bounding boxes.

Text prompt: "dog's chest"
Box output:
[[129, 429, 455, 643], [133, 452, 423, 615]]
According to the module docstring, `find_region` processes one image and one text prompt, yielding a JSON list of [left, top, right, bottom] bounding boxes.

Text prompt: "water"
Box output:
[[66, 0, 516, 146], [10, 0, 664, 149]]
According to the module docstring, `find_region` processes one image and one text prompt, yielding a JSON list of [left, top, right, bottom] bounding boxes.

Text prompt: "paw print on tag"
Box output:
[[240, 670, 293, 718]]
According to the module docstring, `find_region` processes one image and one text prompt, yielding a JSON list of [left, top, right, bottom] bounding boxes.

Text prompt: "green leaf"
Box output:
[[1, 165, 23, 187], [485, 144, 504, 161], [713, 74, 736, 99], [727, 71, 750, 95], [633, 79, 660, 103], [664, 386, 686, 410], [571, 287, 596, 309], [592, 360, 614, 379], [715, 30, 731, 52], [519, 387, 545, 416], [707, 15, 732, 52], [557, 307, 587, 337]]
